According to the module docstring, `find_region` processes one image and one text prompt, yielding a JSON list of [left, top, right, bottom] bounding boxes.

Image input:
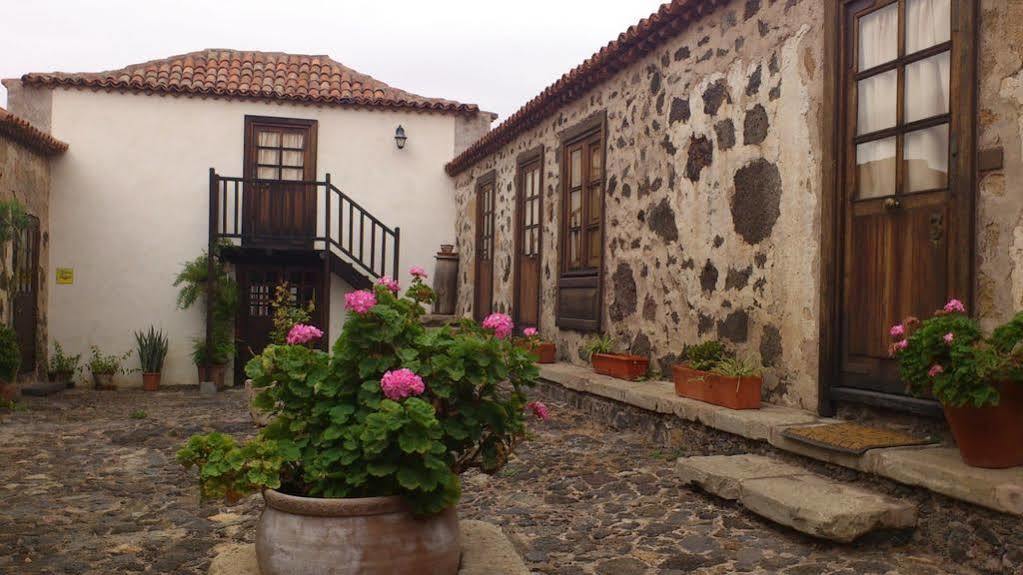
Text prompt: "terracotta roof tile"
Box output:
[[0, 106, 68, 156], [20, 49, 479, 115], [445, 0, 730, 176]]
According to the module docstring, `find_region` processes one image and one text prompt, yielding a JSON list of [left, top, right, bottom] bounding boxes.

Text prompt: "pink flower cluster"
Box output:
[[928, 364, 944, 378], [482, 313, 514, 339], [523, 327, 538, 337], [376, 275, 400, 293], [344, 290, 377, 314], [943, 332, 955, 345], [380, 368, 425, 401], [409, 265, 428, 279], [526, 401, 549, 421], [944, 299, 966, 314], [286, 324, 323, 345]]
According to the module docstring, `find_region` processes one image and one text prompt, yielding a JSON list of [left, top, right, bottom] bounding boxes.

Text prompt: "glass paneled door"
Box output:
[[837, 0, 973, 399], [514, 151, 543, 331]]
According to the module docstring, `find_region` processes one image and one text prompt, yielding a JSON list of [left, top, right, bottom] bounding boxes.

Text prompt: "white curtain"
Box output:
[[856, 0, 950, 197]]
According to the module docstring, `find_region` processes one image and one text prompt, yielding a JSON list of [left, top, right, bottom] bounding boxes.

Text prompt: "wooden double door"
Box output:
[[235, 262, 324, 379], [832, 0, 975, 410], [243, 116, 318, 247]]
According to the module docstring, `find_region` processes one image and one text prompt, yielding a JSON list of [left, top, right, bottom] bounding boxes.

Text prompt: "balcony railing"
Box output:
[[208, 169, 400, 280]]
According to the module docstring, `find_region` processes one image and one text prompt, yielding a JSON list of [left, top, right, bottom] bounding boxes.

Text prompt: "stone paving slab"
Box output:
[[207, 521, 528, 575], [678, 454, 918, 542], [540, 362, 1023, 516]]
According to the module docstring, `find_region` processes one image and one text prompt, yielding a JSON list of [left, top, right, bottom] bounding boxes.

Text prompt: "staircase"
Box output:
[[208, 169, 399, 290]]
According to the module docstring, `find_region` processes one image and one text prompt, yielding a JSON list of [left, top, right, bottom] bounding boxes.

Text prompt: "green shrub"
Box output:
[[88, 346, 128, 375], [178, 274, 542, 515], [683, 340, 730, 371], [48, 342, 81, 377], [135, 327, 169, 373], [0, 326, 20, 381], [269, 282, 315, 345], [583, 334, 617, 359]]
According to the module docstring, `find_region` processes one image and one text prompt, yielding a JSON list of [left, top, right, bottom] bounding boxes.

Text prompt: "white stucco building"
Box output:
[[2, 49, 493, 387]]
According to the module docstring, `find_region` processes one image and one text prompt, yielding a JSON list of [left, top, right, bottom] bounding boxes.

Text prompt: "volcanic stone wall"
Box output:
[[452, 0, 827, 410]]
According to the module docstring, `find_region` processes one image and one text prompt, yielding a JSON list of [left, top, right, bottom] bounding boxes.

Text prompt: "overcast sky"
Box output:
[[1, 0, 666, 121]]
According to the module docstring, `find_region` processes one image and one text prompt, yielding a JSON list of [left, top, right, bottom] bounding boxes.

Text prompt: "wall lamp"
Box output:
[[395, 125, 407, 150]]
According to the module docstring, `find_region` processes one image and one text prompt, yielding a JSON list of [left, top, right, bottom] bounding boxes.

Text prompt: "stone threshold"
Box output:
[[539, 362, 1023, 516]]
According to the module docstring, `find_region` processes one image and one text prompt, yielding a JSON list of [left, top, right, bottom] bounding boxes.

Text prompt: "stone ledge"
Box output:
[[539, 362, 1023, 516], [208, 520, 528, 575]]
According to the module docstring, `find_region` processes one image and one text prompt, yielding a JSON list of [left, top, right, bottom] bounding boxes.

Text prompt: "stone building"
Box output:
[[0, 106, 67, 378], [447, 0, 1022, 417]]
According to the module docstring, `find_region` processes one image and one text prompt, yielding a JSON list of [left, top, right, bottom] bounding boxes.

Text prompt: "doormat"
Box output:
[[781, 422, 937, 455]]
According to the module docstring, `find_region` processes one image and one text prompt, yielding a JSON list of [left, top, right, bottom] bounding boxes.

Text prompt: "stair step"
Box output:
[[19, 381, 67, 397], [677, 454, 917, 542]]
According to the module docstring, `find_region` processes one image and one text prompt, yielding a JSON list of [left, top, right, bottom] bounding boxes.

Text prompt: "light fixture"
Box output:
[[394, 125, 407, 150]]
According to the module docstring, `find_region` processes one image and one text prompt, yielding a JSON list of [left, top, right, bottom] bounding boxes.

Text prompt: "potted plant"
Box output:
[[48, 342, 81, 388], [672, 341, 763, 409], [516, 328, 556, 364], [178, 272, 545, 575], [136, 327, 169, 391], [0, 326, 20, 401], [175, 246, 238, 389], [88, 346, 128, 390], [585, 334, 649, 381], [890, 299, 1023, 468]]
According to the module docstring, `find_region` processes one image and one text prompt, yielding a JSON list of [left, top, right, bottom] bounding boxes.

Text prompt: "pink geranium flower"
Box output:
[[523, 327, 538, 337], [380, 368, 426, 401], [376, 275, 400, 293], [889, 339, 909, 357], [526, 401, 549, 421], [344, 290, 377, 314], [928, 364, 944, 378], [889, 324, 905, 339], [943, 332, 955, 345], [943, 299, 966, 314], [286, 324, 323, 345], [482, 313, 514, 339], [409, 266, 428, 279]]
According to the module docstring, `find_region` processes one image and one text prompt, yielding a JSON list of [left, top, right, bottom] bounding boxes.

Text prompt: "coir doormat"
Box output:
[[782, 422, 937, 455]]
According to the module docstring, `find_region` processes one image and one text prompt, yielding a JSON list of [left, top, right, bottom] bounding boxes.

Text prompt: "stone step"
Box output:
[[677, 454, 917, 542]]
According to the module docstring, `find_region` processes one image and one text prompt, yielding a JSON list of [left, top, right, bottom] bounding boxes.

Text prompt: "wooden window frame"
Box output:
[[556, 111, 607, 332], [243, 115, 318, 182], [513, 146, 544, 330], [474, 170, 497, 321], [818, 0, 977, 416]]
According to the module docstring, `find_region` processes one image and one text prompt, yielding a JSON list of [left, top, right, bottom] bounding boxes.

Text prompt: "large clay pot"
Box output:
[[256, 489, 461, 575], [0, 379, 16, 402], [672, 364, 762, 410], [93, 372, 116, 390], [591, 353, 649, 381], [208, 363, 228, 390], [943, 381, 1023, 469]]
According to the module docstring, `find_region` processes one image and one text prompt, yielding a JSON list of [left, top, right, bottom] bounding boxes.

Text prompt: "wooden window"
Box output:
[[557, 112, 606, 332], [474, 172, 496, 321]]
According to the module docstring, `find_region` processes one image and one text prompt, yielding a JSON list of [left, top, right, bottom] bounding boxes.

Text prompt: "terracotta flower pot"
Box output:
[[672, 364, 762, 410], [142, 372, 161, 392], [943, 381, 1023, 469], [92, 372, 116, 390], [0, 379, 17, 402], [256, 489, 461, 575], [198, 364, 228, 390], [591, 353, 648, 381], [518, 341, 557, 364]]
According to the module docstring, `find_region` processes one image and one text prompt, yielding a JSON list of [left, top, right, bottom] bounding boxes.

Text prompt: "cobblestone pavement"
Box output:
[[1, 389, 968, 574]]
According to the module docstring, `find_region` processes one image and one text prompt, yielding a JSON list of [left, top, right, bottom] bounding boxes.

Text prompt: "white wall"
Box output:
[[46, 89, 468, 386]]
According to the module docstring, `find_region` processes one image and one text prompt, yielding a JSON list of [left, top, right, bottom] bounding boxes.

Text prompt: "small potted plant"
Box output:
[[0, 326, 20, 401], [517, 328, 556, 364], [585, 334, 649, 381], [89, 346, 128, 390], [48, 342, 81, 388], [672, 341, 763, 409], [135, 327, 169, 391], [191, 332, 233, 390], [178, 271, 545, 575], [890, 299, 1023, 468]]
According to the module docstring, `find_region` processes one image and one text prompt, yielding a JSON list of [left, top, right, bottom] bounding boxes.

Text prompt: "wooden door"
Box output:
[[12, 216, 39, 374], [836, 0, 973, 398], [514, 151, 543, 331], [243, 117, 318, 247], [236, 263, 323, 380], [474, 174, 495, 321]]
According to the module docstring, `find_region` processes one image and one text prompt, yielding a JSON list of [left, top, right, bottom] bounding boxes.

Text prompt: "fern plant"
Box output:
[[135, 327, 169, 374]]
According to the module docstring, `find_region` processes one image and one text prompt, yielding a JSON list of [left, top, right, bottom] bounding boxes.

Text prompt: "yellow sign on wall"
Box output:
[[56, 268, 74, 285]]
